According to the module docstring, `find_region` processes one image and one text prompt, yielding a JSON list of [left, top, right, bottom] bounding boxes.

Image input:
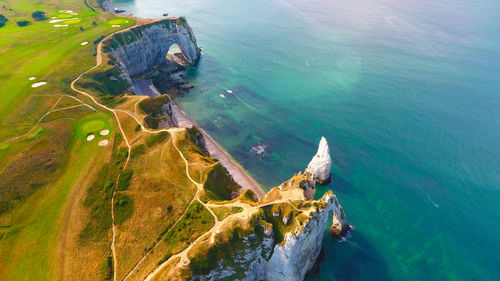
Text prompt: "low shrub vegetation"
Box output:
[[114, 193, 134, 225], [0, 121, 72, 215], [31, 11, 47, 21], [117, 169, 133, 190], [143, 115, 164, 129], [76, 65, 129, 107], [138, 95, 171, 116], [80, 164, 113, 243], [160, 202, 214, 263], [100, 255, 113, 280], [0, 14, 7, 28], [16, 20, 30, 26], [203, 164, 240, 201], [145, 131, 169, 147], [130, 144, 146, 158]]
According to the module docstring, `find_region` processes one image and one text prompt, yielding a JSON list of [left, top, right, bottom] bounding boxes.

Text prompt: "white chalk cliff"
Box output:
[[100, 0, 113, 12], [189, 151, 349, 281], [263, 192, 346, 281], [306, 137, 332, 184], [103, 18, 200, 83]]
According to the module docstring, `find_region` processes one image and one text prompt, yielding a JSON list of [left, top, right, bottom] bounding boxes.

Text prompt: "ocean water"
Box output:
[[114, 0, 500, 280]]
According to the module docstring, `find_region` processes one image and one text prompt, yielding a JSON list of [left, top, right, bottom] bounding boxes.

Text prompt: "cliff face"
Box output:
[[103, 18, 200, 83], [188, 190, 348, 281], [186, 138, 349, 281], [265, 192, 344, 281], [99, 0, 113, 12]]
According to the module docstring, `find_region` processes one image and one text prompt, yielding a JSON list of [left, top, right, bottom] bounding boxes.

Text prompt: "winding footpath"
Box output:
[[70, 21, 139, 281], [68, 14, 268, 281]]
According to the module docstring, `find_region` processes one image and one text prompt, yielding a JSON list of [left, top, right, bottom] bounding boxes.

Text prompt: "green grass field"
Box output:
[[103, 17, 133, 27], [0, 0, 133, 279], [0, 1, 318, 279]]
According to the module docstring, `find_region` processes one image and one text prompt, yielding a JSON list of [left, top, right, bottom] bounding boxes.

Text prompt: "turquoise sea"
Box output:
[[114, 0, 500, 280]]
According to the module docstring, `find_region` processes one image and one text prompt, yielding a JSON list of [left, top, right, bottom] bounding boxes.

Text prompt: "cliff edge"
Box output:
[[157, 138, 350, 281]]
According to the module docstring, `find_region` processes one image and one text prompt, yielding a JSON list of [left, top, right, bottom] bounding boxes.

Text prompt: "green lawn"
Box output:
[[0, 0, 135, 122], [0, 125, 110, 280], [0, 0, 131, 279], [103, 17, 133, 27]]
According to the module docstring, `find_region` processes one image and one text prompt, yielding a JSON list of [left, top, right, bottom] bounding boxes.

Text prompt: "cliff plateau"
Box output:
[[92, 18, 349, 281], [170, 143, 350, 281]]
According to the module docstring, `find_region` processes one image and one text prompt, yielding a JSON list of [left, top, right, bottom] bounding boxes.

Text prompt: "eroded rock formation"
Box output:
[[99, 0, 113, 12], [306, 136, 332, 184], [183, 144, 349, 281], [102, 17, 200, 83]]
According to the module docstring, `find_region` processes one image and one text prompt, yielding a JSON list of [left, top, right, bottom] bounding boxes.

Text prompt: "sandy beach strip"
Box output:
[[135, 79, 265, 197], [172, 105, 265, 197]]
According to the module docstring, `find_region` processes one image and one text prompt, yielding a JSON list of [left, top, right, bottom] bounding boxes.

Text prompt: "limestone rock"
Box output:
[[329, 193, 351, 238], [189, 191, 349, 281], [306, 137, 332, 184], [105, 18, 200, 83], [100, 0, 113, 12]]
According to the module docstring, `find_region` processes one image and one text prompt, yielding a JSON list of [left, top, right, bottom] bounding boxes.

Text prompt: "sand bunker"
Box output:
[[112, 25, 121, 27], [80, 41, 89, 46], [59, 10, 78, 15], [50, 19, 67, 23], [86, 134, 95, 141], [54, 24, 68, 27], [100, 129, 110, 136], [31, 82, 47, 88], [98, 139, 109, 146], [29, 76, 36, 81]]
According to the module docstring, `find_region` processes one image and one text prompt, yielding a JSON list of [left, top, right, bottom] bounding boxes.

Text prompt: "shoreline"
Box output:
[[136, 79, 265, 198]]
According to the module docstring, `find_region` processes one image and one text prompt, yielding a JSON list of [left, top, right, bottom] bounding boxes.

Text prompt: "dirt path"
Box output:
[[131, 78, 265, 198], [4, 94, 95, 143], [69, 22, 145, 281], [68, 15, 266, 281], [171, 105, 265, 197]]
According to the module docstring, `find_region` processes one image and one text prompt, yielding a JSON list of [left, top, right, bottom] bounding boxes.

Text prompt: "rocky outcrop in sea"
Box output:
[[306, 136, 332, 184], [187, 143, 349, 281]]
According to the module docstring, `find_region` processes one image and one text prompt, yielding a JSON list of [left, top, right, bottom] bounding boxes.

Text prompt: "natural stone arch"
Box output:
[[166, 43, 189, 65], [103, 17, 201, 83]]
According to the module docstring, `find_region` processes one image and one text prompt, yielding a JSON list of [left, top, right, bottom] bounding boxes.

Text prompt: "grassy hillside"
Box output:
[[0, 0, 133, 280], [0, 0, 326, 280]]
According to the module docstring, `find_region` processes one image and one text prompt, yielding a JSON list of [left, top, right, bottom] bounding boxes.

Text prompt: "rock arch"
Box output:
[[103, 17, 200, 83]]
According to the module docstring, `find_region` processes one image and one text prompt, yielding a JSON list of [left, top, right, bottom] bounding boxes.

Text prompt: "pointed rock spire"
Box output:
[[306, 137, 332, 184]]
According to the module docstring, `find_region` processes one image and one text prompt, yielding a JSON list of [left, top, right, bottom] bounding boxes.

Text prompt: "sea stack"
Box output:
[[306, 137, 332, 184]]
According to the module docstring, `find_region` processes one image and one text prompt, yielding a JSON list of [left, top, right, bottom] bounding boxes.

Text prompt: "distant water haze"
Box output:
[[114, 0, 500, 280]]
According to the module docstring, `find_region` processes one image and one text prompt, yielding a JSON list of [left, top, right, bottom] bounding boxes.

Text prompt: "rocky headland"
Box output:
[[98, 16, 349, 280], [102, 17, 200, 83], [167, 139, 350, 281]]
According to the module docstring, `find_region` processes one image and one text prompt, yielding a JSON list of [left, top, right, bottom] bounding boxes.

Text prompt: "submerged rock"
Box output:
[[251, 141, 268, 157], [306, 137, 332, 184]]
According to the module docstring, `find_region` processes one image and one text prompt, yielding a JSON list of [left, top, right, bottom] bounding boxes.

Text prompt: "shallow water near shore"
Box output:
[[115, 0, 500, 280]]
